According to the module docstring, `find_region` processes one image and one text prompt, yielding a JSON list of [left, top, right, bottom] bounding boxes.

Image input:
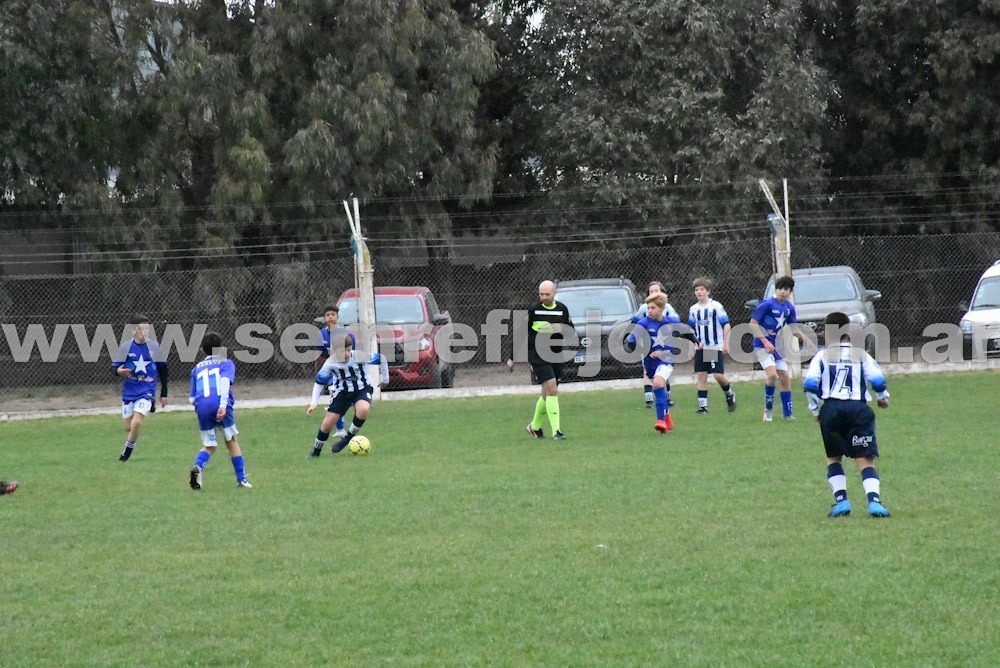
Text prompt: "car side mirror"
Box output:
[[432, 312, 451, 326], [864, 290, 882, 301], [744, 299, 761, 310]]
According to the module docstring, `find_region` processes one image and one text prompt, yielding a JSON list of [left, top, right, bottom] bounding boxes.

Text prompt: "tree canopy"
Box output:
[[2, 0, 999, 265]]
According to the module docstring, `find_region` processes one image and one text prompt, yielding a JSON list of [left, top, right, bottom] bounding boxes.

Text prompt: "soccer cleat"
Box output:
[[237, 479, 253, 489], [526, 424, 544, 439], [309, 446, 323, 458], [654, 419, 667, 433], [552, 431, 567, 440], [782, 414, 796, 421], [334, 428, 347, 438], [645, 400, 654, 409], [664, 413, 674, 431], [828, 500, 852, 517], [763, 409, 773, 422], [726, 393, 736, 412], [0, 480, 18, 495], [668, 398, 675, 407], [119, 448, 132, 462], [189, 466, 203, 490], [868, 501, 890, 518], [331, 435, 352, 453], [696, 407, 709, 415]]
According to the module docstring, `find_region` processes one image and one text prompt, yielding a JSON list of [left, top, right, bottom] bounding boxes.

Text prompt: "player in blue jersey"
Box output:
[[749, 275, 803, 421], [804, 312, 891, 518], [626, 294, 697, 433], [112, 316, 168, 462], [188, 332, 251, 490], [632, 282, 679, 408], [316, 305, 356, 437], [688, 277, 736, 414], [307, 332, 389, 457]]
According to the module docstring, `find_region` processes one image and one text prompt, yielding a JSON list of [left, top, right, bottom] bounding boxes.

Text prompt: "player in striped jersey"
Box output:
[[803, 312, 891, 518], [687, 277, 736, 414], [307, 332, 389, 457]]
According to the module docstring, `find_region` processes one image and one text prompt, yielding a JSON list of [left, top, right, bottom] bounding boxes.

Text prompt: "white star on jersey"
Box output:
[[774, 311, 787, 329], [132, 355, 150, 375]]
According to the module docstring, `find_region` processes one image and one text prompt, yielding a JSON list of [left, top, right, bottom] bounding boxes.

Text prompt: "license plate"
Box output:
[[574, 352, 596, 364]]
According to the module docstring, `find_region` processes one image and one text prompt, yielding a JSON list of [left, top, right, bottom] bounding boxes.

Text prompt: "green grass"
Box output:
[[2, 372, 998, 667]]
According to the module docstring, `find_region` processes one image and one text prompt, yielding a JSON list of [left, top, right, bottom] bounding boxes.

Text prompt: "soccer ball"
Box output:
[[348, 435, 371, 456]]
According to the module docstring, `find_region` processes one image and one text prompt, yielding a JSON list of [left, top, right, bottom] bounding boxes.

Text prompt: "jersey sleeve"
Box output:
[[315, 357, 336, 385], [751, 300, 769, 323], [803, 356, 824, 397], [221, 359, 237, 383], [862, 354, 887, 394]]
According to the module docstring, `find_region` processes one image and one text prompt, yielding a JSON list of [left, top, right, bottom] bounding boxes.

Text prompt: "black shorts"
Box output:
[[530, 360, 563, 384], [694, 348, 726, 374], [327, 386, 374, 416], [818, 400, 879, 459]]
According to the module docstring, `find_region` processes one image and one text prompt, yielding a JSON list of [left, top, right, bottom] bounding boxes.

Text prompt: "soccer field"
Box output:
[[1, 372, 996, 667]]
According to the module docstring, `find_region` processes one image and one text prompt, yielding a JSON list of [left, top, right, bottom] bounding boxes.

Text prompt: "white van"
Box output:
[[960, 260, 1000, 359]]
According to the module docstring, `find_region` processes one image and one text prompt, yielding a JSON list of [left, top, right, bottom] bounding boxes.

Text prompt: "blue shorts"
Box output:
[[195, 403, 236, 432], [818, 400, 879, 459], [327, 386, 373, 416]]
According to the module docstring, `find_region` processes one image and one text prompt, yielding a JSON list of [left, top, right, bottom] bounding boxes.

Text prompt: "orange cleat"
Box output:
[[664, 413, 674, 431], [654, 419, 667, 433]]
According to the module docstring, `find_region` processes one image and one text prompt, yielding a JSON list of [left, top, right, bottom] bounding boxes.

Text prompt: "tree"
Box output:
[[806, 0, 1000, 233], [1, 0, 498, 267], [473, 0, 833, 243]]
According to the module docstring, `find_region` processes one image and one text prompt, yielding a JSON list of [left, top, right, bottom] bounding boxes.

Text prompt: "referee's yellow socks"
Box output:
[[531, 397, 546, 430], [545, 396, 560, 433]]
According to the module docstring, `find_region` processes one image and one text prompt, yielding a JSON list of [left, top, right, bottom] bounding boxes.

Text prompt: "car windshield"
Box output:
[[768, 275, 859, 303], [338, 296, 425, 324], [971, 276, 1000, 309], [557, 287, 634, 320]]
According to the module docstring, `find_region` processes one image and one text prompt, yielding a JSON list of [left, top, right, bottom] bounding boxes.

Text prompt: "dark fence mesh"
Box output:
[[2, 229, 998, 410]]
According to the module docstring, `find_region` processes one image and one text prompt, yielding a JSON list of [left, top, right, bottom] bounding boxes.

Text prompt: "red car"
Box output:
[[336, 286, 456, 389]]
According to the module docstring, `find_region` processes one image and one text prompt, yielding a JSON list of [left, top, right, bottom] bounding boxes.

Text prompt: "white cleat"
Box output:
[[763, 409, 773, 422]]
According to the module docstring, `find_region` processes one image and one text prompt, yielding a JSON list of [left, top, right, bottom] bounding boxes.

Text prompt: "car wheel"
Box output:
[[442, 365, 455, 388], [963, 337, 973, 361], [430, 361, 443, 389]]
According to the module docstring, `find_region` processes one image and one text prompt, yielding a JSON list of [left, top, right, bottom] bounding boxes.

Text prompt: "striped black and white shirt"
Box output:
[[687, 299, 731, 349], [313, 351, 389, 397]]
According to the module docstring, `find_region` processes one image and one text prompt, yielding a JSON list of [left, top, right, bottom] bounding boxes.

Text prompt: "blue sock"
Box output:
[[764, 385, 775, 410], [654, 387, 667, 420], [781, 391, 792, 417], [231, 455, 246, 482], [336, 416, 345, 430], [195, 450, 211, 470]]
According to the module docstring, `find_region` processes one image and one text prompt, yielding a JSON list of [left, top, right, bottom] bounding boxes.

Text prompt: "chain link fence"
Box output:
[[3, 228, 999, 413]]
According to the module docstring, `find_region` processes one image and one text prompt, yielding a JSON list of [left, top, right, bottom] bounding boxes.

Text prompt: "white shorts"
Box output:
[[200, 425, 239, 447], [653, 364, 674, 382], [755, 349, 789, 372], [122, 398, 153, 419]]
